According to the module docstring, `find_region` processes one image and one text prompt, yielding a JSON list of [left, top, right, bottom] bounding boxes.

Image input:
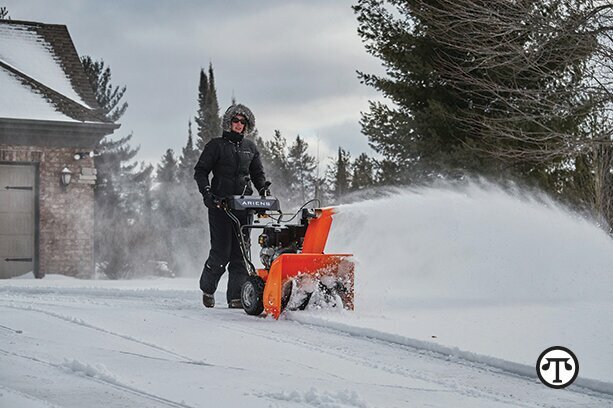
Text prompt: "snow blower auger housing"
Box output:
[[220, 193, 354, 319]]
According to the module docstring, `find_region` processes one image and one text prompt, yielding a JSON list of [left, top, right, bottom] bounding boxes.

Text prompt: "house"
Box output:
[[0, 19, 119, 278]]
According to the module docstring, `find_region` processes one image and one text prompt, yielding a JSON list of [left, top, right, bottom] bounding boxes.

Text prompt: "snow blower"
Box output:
[[220, 187, 354, 319]]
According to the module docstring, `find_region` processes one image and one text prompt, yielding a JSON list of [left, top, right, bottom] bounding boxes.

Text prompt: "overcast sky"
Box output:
[[4, 0, 386, 169]]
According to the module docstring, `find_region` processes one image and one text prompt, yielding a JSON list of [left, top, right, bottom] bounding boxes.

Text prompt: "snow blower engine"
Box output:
[[219, 183, 354, 319]]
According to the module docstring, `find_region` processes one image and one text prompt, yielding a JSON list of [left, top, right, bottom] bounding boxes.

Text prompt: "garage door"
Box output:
[[0, 164, 36, 279]]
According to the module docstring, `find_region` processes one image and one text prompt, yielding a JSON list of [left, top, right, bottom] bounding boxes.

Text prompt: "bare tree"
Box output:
[[413, 0, 613, 162], [0, 6, 10, 20], [415, 0, 613, 226]]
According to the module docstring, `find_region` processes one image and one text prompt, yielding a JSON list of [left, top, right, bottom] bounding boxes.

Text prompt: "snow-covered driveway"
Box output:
[[1, 281, 610, 408]]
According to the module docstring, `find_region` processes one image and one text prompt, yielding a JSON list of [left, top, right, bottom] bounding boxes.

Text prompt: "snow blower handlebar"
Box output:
[[241, 176, 272, 198], [220, 193, 283, 277], [219, 195, 321, 278]]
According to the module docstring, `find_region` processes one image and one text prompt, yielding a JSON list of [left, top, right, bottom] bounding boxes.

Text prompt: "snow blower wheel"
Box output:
[[241, 275, 265, 316]]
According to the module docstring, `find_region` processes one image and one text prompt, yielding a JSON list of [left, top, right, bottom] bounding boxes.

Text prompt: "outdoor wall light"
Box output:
[[60, 167, 72, 186], [74, 151, 94, 160]]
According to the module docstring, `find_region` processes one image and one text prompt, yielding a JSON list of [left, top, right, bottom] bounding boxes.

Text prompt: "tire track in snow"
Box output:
[[288, 313, 613, 401], [199, 307, 613, 406], [179, 309, 613, 408], [286, 317, 613, 407], [0, 384, 64, 408], [165, 309, 544, 407], [0, 302, 209, 366], [4, 289, 610, 407], [115, 295, 612, 407], [0, 348, 195, 408], [0, 323, 23, 334]]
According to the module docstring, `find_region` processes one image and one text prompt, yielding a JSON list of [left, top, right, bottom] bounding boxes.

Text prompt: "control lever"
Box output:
[[260, 181, 272, 197], [240, 176, 251, 197]]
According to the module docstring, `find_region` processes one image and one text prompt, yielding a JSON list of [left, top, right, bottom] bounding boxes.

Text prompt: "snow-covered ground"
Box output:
[[1, 183, 612, 407]]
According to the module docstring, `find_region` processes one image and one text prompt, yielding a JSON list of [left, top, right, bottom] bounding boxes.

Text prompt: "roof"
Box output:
[[0, 19, 117, 127]]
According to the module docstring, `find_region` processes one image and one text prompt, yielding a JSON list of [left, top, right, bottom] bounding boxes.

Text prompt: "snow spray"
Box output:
[[326, 182, 613, 310]]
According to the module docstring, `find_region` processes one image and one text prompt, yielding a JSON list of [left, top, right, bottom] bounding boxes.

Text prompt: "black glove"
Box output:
[[203, 187, 219, 209], [259, 181, 272, 197]]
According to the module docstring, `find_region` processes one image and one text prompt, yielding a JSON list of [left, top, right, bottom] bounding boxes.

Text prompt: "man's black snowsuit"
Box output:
[[194, 104, 267, 304]]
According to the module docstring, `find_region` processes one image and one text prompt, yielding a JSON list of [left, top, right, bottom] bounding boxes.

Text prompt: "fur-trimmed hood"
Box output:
[[222, 104, 256, 137]]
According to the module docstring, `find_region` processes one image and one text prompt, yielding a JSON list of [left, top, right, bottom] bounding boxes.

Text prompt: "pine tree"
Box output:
[[195, 69, 208, 150], [0, 7, 10, 19], [153, 148, 180, 272], [314, 175, 332, 206], [94, 133, 139, 209], [81, 54, 139, 220], [178, 120, 199, 183], [92, 133, 145, 279], [169, 123, 209, 276], [125, 162, 161, 276], [133, 162, 155, 224], [255, 130, 292, 199], [82, 55, 152, 278], [351, 153, 375, 191], [354, 0, 472, 183], [194, 64, 221, 151], [287, 135, 317, 204], [81, 56, 128, 122], [205, 63, 221, 140], [352, 0, 611, 189], [156, 149, 178, 183], [329, 147, 351, 203]]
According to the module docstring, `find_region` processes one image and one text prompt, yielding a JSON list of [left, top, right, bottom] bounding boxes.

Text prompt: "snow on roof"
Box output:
[[0, 65, 77, 122], [0, 23, 92, 109]]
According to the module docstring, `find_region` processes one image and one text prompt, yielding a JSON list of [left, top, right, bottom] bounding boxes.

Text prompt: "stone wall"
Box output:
[[0, 145, 97, 277]]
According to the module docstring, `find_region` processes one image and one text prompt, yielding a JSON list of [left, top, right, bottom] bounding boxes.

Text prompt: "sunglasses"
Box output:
[[231, 117, 248, 125]]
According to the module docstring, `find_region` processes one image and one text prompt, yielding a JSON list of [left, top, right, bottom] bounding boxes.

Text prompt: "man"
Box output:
[[194, 103, 267, 308]]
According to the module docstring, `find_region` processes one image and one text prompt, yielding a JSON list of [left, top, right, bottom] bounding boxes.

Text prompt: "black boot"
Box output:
[[202, 292, 215, 308], [228, 299, 242, 309]]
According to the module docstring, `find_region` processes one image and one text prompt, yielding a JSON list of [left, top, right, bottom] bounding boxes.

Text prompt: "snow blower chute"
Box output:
[[220, 191, 354, 319]]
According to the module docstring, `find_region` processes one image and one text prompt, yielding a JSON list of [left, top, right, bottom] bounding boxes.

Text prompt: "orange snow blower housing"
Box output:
[[260, 208, 354, 318], [220, 195, 354, 319]]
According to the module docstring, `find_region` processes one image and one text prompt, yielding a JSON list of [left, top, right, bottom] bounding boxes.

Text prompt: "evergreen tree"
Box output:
[[93, 135, 152, 278], [133, 162, 155, 225], [351, 153, 376, 191], [81, 56, 128, 122], [195, 69, 208, 150], [124, 162, 160, 276], [352, 0, 611, 190], [156, 149, 178, 183], [255, 130, 292, 199], [82, 55, 152, 278], [205, 63, 221, 139], [194, 64, 221, 150], [152, 149, 180, 272], [178, 120, 199, 183], [94, 133, 139, 210], [329, 147, 351, 203], [171, 120, 211, 276], [287, 135, 317, 204], [314, 175, 332, 206], [354, 0, 474, 183]]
